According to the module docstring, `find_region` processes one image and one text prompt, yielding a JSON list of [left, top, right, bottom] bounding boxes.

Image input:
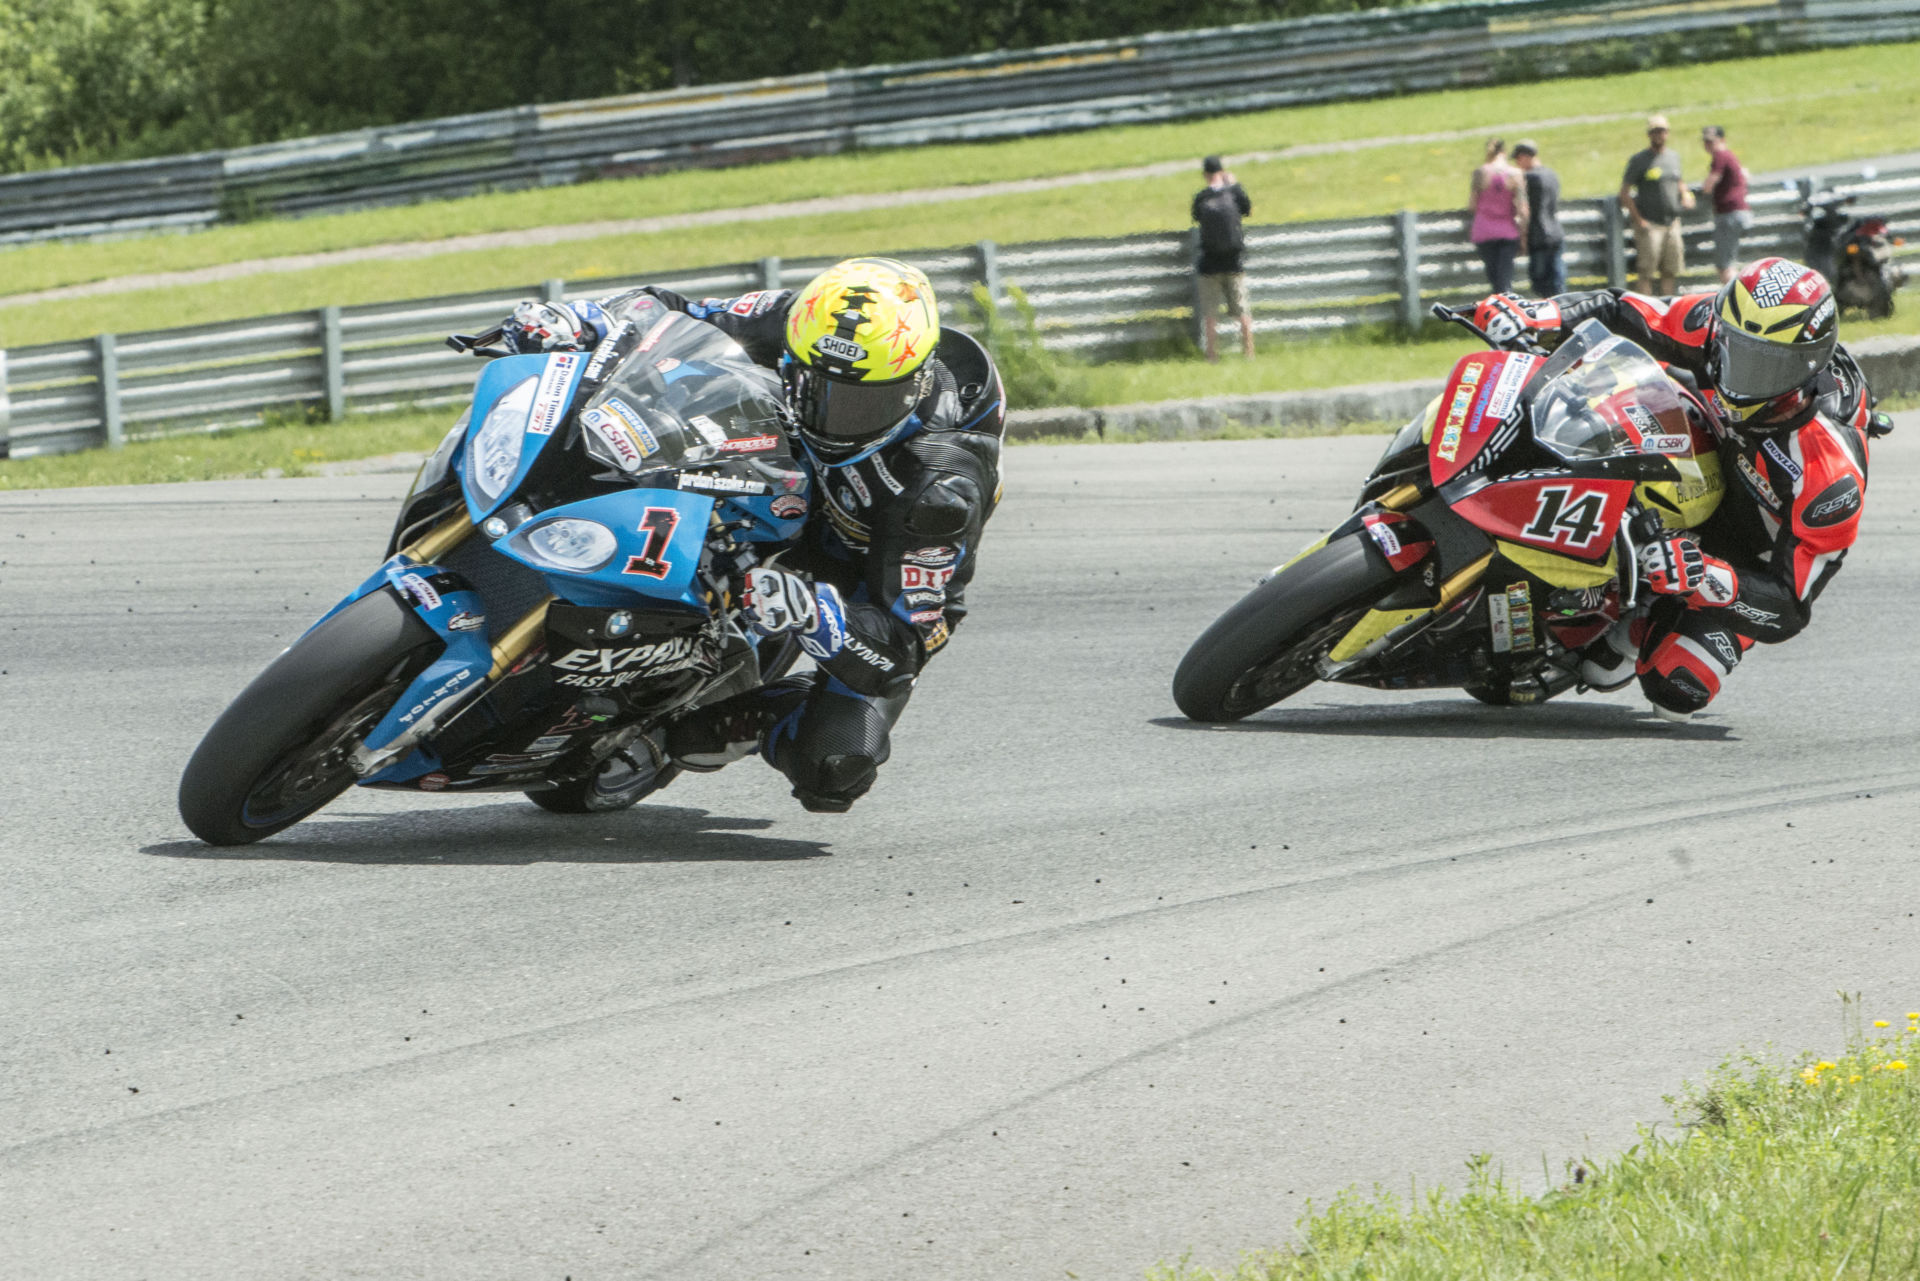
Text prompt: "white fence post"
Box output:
[[0, 349, 10, 459], [95, 334, 123, 450], [1394, 209, 1422, 333], [541, 278, 566, 304], [321, 306, 345, 422], [761, 256, 783, 291]]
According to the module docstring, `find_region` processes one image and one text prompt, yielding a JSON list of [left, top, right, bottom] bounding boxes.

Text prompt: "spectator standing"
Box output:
[[1621, 114, 1694, 295], [1469, 137, 1529, 294], [1700, 124, 1751, 283], [1512, 139, 1565, 296], [1191, 155, 1254, 362]]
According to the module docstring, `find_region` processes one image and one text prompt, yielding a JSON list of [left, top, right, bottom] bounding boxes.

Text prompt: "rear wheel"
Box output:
[[1172, 536, 1401, 722], [179, 590, 441, 845]]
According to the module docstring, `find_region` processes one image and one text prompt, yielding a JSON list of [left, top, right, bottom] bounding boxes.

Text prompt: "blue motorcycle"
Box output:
[[179, 295, 812, 844]]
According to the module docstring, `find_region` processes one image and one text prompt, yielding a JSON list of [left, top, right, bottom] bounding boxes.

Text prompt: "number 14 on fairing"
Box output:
[[1523, 485, 1610, 551]]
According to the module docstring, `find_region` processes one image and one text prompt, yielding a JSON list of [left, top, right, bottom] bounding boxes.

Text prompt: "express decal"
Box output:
[[551, 637, 706, 688]]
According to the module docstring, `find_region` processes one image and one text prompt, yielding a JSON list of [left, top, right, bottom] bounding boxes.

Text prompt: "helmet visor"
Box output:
[[795, 370, 923, 447], [1713, 323, 1834, 403]]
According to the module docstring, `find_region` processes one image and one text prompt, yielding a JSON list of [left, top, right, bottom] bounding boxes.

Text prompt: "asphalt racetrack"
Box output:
[[4, 421, 1919, 1280]]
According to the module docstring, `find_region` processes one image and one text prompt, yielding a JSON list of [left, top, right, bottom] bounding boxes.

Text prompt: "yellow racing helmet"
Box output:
[[1708, 257, 1836, 429], [784, 257, 940, 460]]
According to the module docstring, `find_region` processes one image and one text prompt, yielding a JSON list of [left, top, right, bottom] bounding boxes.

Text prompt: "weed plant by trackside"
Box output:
[[1153, 1001, 1920, 1281]]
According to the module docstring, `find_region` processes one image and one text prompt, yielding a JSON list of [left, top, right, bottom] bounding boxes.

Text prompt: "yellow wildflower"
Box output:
[[1851, 1074, 1863, 1083], [1888, 1061, 1909, 1071], [1874, 1020, 1890, 1028], [1817, 1061, 1837, 1070]]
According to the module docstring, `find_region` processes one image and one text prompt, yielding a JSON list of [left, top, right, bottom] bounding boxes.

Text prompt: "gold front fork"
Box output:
[[488, 598, 556, 682], [400, 509, 474, 564]]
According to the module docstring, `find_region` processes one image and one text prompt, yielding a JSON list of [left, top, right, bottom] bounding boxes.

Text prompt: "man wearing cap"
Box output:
[[1191, 156, 1254, 362], [1513, 140, 1564, 296], [1621, 114, 1695, 296]]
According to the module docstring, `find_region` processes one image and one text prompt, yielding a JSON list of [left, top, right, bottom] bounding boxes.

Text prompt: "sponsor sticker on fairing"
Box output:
[[1489, 589, 1513, 653], [770, 494, 808, 519], [678, 472, 772, 496], [583, 407, 648, 471], [1483, 354, 1538, 425], [446, 610, 486, 632], [1436, 364, 1484, 463], [398, 572, 442, 611], [418, 773, 450, 792], [635, 314, 674, 353], [718, 434, 780, 453], [526, 352, 582, 436], [396, 666, 474, 726], [1506, 582, 1536, 652], [1365, 518, 1403, 559], [687, 414, 728, 448], [1640, 433, 1692, 455]]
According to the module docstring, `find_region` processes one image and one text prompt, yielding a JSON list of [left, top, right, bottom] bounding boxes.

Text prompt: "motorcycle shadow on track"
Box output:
[[1150, 699, 1735, 741], [142, 803, 832, 865]]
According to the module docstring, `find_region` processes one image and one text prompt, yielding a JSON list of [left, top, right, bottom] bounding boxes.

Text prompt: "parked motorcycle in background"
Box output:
[[1802, 184, 1908, 318]]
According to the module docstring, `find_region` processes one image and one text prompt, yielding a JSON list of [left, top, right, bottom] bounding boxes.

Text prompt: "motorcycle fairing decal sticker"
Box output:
[[1506, 581, 1536, 652], [526, 353, 583, 436], [1433, 359, 1487, 465], [1482, 353, 1540, 426], [1453, 478, 1634, 561]]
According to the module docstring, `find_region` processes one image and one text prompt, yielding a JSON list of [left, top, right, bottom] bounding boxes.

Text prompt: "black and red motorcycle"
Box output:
[[1172, 306, 1728, 721], [1803, 187, 1907, 319]]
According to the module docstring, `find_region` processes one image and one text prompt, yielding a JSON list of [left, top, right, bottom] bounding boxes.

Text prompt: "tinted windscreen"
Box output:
[[578, 308, 788, 472], [1531, 320, 1693, 461]]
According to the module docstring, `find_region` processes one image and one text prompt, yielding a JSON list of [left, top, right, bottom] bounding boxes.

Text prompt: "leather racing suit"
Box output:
[[595, 285, 1005, 810], [1547, 288, 1874, 715]]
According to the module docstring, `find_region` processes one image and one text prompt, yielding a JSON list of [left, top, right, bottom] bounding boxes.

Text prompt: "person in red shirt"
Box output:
[[1700, 125, 1751, 284], [1473, 258, 1887, 721]]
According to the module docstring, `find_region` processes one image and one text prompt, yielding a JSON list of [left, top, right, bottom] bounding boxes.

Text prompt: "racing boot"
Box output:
[[1577, 618, 1639, 692], [665, 678, 811, 773]]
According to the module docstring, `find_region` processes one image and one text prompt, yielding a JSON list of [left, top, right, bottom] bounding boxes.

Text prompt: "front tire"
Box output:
[[178, 590, 441, 845], [1173, 535, 1401, 722]]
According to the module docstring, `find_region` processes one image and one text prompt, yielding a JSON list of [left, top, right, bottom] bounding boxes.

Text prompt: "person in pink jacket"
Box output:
[[1468, 137, 1530, 294]]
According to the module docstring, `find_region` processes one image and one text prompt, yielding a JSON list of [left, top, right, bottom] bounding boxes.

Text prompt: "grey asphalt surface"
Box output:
[[3, 422, 1918, 1280]]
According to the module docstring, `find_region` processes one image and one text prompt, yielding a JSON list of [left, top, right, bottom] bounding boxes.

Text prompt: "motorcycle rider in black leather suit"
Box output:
[[498, 257, 1005, 811]]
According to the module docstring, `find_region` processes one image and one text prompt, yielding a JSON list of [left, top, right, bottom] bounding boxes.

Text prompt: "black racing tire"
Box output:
[[178, 590, 441, 845], [1172, 535, 1401, 723], [526, 751, 681, 814]]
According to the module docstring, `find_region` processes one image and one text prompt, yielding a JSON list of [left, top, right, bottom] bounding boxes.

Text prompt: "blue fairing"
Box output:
[[456, 351, 586, 524], [496, 487, 718, 610]]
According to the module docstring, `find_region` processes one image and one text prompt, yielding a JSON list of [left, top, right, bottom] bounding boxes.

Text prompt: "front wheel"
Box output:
[[179, 589, 441, 845], [1172, 535, 1401, 722]]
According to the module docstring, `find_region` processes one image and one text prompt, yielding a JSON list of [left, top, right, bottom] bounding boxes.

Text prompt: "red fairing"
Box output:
[[1429, 351, 1541, 485], [1450, 476, 1637, 561], [1361, 512, 1433, 572]]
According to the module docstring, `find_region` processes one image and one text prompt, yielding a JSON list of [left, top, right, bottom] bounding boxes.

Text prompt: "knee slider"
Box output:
[[790, 754, 880, 813]]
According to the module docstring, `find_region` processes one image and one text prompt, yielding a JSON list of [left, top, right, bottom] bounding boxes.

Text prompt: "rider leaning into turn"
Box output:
[[495, 257, 1005, 811], [1474, 256, 1879, 721]]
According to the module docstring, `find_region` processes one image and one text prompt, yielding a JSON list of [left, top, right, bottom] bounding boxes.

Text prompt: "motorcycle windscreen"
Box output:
[[577, 313, 791, 472]]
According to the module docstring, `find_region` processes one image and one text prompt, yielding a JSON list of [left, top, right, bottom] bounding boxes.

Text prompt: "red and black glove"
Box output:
[[1471, 293, 1563, 349], [1641, 532, 1738, 608]]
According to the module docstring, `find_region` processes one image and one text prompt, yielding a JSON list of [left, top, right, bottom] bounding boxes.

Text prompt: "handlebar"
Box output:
[[446, 326, 512, 359], [1429, 301, 1548, 357]]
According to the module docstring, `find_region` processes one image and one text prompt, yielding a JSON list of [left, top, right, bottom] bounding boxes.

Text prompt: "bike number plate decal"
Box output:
[[1522, 485, 1612, 552]]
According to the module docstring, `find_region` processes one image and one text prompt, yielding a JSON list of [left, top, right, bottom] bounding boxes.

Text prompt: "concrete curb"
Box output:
[[1007, 335, 1920, 442]]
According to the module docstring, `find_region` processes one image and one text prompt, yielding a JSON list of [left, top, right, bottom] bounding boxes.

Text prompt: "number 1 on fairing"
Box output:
[[624, 507, 680, 578]]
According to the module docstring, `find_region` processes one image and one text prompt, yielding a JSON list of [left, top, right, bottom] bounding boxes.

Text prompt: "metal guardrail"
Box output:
[[1, 0, 1916, 246], [3, 164, 1916, 460]]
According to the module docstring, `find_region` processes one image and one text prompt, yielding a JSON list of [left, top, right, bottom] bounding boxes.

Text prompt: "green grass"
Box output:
[[5, 41, 1919, 348], [1152, 1007, 1920, 1281], [0, 408, 450, 490]]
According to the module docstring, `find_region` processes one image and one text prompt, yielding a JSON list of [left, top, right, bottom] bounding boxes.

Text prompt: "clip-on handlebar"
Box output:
[[1429, 302, 1549, 357], [446, 325, 512, 359]]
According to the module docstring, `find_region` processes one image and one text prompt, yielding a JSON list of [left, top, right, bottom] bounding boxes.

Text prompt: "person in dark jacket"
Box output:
[[493, 257, 1005, 812], [1513, 140, 1565, 296], [1191, 155, 1254, 362]]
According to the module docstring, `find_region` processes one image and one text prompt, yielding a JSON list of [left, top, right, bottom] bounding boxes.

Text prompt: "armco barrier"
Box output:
[[2, 162, 1916, 460], [1, 0, 1917, 245]]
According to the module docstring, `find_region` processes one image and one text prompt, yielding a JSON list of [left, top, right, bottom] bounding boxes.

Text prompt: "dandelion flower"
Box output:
[[1874, 1020, 1890, 1028], [1907, 1012, 1918, 1020], [1888, 1061, 1909, 1071], [1817, 1061, 1838, 1070], [1851, 1074, 1863, 1082]]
